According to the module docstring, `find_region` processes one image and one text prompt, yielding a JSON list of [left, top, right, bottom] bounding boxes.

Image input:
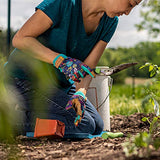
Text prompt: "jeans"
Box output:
[[6, 77, 104, 135]]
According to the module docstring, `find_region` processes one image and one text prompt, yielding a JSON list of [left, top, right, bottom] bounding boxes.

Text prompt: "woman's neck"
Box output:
[[81, 0, 106, 18]]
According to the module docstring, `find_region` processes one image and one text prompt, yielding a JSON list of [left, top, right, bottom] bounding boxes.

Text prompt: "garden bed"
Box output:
[[0, 113, 159, 160]]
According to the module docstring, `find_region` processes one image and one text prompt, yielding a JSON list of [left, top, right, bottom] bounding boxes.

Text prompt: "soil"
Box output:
[[0, 113, 160, 160]]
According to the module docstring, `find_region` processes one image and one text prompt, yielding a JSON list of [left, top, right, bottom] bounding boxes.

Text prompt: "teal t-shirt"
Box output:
[[5, 0, 118, 91]]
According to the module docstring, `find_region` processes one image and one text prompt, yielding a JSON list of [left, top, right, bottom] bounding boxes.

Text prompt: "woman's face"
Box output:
[[106, 0, 142, 17]]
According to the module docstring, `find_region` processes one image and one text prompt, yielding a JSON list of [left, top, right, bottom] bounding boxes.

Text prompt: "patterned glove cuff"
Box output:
[[53, 54, 67, 68], [75, 91, 87, 101]]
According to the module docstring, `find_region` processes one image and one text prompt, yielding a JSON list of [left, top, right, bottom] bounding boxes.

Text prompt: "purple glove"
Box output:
[[53, 54, 95, 83], [66, 91, 87, 126]]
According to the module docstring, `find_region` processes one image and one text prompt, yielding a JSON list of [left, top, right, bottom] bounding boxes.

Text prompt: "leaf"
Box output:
[[149, 98, 155, 106], [152, 117, 158, 123], [139, 65, 146, 69], [145, 62, 151, 66], [141, 117, 148, 122], [139, 63, 151, 70], [150, 70, 156, 77], [134, 132, 148, 147], [149, 65, 154, 72]]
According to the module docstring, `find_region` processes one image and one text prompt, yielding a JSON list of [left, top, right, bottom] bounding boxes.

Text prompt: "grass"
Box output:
[[110, 83, 154, 116]]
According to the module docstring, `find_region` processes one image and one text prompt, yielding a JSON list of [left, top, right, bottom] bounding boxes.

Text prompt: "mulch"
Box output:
[[0, 113, 160, 160]]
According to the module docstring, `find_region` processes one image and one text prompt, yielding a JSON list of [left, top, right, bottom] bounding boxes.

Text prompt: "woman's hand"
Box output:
[[53, 54, 95, 83], [65, 89, 87, 126]]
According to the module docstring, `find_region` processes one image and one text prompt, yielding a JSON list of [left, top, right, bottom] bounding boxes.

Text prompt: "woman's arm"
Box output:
[[12, 9, 59, 64], [75, 40, 107, 93]]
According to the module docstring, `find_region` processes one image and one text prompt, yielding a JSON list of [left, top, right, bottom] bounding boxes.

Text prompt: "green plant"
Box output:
[[140, 63, 160, 78], [123, 61, 160, 157], [122, 62, 160, 157], [123, 116, 160, 158], [140, 63, 160, 116]]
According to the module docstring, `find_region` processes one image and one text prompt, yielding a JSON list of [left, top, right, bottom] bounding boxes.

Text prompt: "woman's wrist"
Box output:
[[77, 88, 87, 96], [53, 54, 67, 68], [75, 74, 92, 92], [76, 88, 87, 101]]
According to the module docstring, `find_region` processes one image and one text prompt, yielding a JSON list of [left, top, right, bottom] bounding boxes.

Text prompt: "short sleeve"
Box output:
[[36, 0, 63, 28], [101, 16, 118, 43]]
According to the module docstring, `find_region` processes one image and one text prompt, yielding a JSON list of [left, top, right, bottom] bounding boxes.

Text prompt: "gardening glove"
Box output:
[[66, 90, 87, 126], [53, 54, 95, 83]]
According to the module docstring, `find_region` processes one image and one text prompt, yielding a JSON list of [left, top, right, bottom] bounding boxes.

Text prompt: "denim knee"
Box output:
[[85, 115, 96, 134], [77, 113, 96, 134], [94, 116, 104, 135]]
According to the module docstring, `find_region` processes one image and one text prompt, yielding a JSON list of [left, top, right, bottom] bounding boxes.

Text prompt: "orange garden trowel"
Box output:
[[94, 62, 138, 76]]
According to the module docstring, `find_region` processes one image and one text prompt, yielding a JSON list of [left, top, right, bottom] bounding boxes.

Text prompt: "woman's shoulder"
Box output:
[[41, 0, 78, 9], [42, 0, 74, 6], [61, 0, 78, 6]]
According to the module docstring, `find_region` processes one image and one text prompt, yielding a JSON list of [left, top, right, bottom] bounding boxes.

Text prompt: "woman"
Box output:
[[5, 0, 141, 135]]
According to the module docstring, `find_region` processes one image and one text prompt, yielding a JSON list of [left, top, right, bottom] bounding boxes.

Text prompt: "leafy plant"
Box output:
[[140, 63, 160, 116], [123, 116, 160, 158], [140, 62, 160, 78], [123, 63, 160, 157]]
